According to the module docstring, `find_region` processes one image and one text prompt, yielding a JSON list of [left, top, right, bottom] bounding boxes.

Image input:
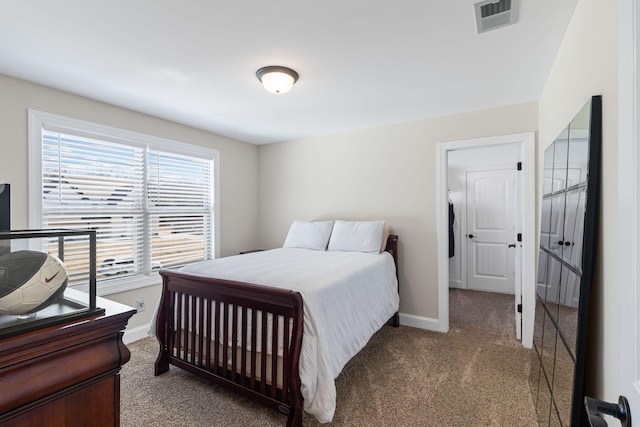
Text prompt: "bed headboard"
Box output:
[[384, 234, 399, 281]]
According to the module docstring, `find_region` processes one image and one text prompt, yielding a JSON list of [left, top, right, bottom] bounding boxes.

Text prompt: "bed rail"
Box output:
[[154, 271, 304, 426]]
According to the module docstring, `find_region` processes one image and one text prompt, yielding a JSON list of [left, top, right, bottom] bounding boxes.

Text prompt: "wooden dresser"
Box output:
[[0, 296, 136, 426]]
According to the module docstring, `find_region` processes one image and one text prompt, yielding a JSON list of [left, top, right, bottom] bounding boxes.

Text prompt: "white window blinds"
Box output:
[[32, 113, 217, 293], [147, 150, 213, 270], [42, 132, 146, 286]]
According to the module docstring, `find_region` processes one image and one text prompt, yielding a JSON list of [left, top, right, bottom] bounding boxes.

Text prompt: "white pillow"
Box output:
[[327, 220, 385, 254], [283, 221, 334, 251]]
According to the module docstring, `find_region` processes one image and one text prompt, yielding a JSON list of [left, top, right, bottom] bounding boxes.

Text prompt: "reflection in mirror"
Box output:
[[540, 198, 553, 249], [567, 103, 591, 188], [543, 143, 555, 196], [537, 372, 553, 425], [558, 271, 580, 354], [545, 257, 562, 307], [534, 295, 545, 351], [530, 350, 542, 408], [559, 267, 580, 309], [553, 342, 575, 427], [553, 129, 570, 192], [550, 407, 562, 427], [541, 310, 557, 384], [562, 189, 583, 265], [531, 95, 601, 427], [537, 250, 549, 300], [570, 189, 587, 269], [549, 195, 566, 256]]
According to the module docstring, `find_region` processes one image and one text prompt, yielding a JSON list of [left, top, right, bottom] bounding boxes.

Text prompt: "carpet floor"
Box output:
[[120, 289, 537, 426]]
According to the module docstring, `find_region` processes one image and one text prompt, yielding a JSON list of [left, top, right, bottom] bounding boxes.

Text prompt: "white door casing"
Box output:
[[618, 0, 640, 415], [436, 132, 535, 348], [514, 162, 523, 341], [466, 169, 517, 295]]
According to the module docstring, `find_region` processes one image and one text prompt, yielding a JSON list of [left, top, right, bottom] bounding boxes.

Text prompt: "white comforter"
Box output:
[[177, 247, 399, 423]]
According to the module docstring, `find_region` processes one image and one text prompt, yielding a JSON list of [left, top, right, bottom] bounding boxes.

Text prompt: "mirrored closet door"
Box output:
[[530, 95, 602, 426]]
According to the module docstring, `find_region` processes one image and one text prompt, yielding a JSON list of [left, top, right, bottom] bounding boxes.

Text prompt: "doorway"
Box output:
[[436, 132, 536, 348]]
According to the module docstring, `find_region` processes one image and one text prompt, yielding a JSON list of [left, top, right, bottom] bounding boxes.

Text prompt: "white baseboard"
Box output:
[[124, 316, 444, 344], [123, 323, 151, 344], [399, 313, 443, 332]]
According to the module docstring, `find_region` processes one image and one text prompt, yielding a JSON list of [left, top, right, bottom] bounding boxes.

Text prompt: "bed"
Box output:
[[153, 221, 400, 426]]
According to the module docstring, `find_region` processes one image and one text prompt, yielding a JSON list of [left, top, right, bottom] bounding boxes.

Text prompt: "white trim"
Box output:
[[73, 274, 162, 297], [213, 150, 220, 259], [28, 109, 217, 159], [27, 110, 45, 230], [123, 322, 152, 344], [27, 109, 221, 294], [521, 135, 535, 348], [436, 145, 450, 333], [618, 0, 640, 407], [453, 161, 518, 173], [436, 132, 536, 347], [399, 313, 441, 331]]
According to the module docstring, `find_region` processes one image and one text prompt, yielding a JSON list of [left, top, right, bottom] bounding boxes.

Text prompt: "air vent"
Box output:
[[475, 0, 518, 34]]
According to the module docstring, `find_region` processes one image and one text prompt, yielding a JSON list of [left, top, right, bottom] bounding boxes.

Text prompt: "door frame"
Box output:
[[436, 132, 536, 348], [618, 0, 640, 408]]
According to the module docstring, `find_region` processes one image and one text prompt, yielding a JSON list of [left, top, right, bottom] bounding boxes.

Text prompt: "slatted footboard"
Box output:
[[154, 271, 305, 427]]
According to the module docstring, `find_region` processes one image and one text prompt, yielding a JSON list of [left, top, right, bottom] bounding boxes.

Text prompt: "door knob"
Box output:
[[468, 234, 474, 238], [508, 244, 516, 248], [584, 395, 631, 427]]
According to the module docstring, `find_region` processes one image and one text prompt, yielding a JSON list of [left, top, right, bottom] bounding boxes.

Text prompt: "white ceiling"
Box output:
[[0, 1, 577, 145]]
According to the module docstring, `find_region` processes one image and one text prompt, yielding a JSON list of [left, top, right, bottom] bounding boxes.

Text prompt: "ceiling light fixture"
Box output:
[[256, 66, 299, 94]]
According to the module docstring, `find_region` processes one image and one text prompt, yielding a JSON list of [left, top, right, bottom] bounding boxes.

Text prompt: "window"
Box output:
[[28, 110, 219, 295]]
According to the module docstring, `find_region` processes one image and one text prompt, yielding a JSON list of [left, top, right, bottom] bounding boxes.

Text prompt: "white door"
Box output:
[[466, 169, 516, 295]]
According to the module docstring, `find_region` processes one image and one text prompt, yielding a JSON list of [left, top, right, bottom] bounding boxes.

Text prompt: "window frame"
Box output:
[[28, 109, 220, 296]]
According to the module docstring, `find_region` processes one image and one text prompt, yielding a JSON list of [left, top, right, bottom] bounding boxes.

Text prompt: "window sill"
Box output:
[[70, 273, 163, 297]]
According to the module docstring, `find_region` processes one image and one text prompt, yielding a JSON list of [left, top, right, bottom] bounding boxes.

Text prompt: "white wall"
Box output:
[[537, 0, 618, 401], [0, 74, 260, 330], [258, 102, 537, 321]]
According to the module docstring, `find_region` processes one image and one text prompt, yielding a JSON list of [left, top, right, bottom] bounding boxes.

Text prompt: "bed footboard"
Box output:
[[154, 270, 304, 427]]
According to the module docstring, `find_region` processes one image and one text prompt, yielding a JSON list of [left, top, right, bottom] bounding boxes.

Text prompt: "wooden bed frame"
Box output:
[[154, 235, 399, 427]]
